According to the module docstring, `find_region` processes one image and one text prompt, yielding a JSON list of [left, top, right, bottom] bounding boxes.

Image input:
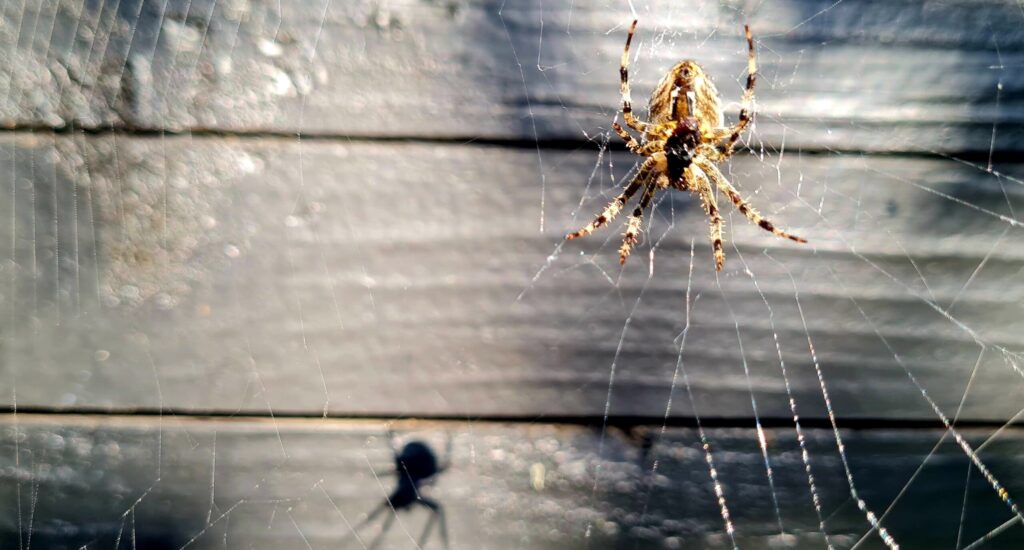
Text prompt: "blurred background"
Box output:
[[1, 0, 1024, 548]]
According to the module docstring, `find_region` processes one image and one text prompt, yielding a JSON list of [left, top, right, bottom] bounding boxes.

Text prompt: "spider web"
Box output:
[[1, 0, 1023, 549], [511, 0, 1024, 548]]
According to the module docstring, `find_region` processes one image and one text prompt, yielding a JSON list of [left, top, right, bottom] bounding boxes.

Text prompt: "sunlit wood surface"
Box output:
[[1, 0, 1023, 548]]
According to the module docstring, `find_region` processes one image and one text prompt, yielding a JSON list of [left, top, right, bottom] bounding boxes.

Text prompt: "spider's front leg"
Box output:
[[619, 19, 650, 134], [702, 25, 758, 158]]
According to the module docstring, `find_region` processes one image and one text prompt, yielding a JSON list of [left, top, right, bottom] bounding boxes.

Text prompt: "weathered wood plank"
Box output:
[[1, 132, 1022, 420], [1, 414, 1023, 549], [0, 0, 1022, 152]]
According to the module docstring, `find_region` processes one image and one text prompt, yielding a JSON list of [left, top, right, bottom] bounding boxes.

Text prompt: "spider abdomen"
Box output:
[[648, 60, 724, 132]]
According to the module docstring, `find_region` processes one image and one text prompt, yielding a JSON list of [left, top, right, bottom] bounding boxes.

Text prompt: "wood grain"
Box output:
[[0, 0, 1022, 152], [1, 414, 1023, 549], [3, 2, 1023, 548], [1, 132, 1021, 420]]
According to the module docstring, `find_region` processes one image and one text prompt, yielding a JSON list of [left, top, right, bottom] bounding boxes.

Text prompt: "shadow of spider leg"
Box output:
[[416, 496, 448, 548]]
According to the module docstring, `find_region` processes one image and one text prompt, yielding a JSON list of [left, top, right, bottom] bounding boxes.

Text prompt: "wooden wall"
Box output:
[[1, 0, 1023, 548]]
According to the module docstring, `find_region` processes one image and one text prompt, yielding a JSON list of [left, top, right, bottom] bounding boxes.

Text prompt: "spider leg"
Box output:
[[696, 143, 726, 163], [705, 25, 757, 157], [687, 166, 726, 271], [613, 121, 664, 156], [727, 25, 758, 154], [636, 140, 665, 156], [612, 121, 644, 154], [619, 182, 657, 264], [694, 158, 806, 244], [620, 19, 650, 133], [565, 155, 659, 240]]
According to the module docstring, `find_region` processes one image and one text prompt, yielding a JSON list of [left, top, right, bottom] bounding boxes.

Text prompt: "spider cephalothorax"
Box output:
[[566, 20, 806, 271]]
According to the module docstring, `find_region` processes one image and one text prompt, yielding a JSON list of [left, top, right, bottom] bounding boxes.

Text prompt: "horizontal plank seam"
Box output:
[[3, 124, 1023, 161], [0, 406, 1019, 431]]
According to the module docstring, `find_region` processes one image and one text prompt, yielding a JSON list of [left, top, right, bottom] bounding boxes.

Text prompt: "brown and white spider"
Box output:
[[565, 20, 806, 271]]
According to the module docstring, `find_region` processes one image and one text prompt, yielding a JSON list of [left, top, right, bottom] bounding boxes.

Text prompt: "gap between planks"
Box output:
[[1, 410, 1023, 432], [2, 124, 1022, 162]]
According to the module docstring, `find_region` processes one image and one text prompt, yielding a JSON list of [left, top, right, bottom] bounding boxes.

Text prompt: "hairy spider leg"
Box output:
[[620, 19, 649, 133], [636, 140, 666, 156], [726, 25, 758, 153], [688, 167, 726, 270], [706, 25, 758, 157], [695, 142, 727, 163], [654, 173, 673, 190], [619, 182, 657, 264], [612, 121, 644, 153], [694, 158, 806, 243], [565, 155, 660, 240], [613, 120, 670, 156]]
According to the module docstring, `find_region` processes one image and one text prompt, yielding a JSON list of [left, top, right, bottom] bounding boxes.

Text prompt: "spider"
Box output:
[[344, 431, 452, 549], [565, 20, 806, 271]]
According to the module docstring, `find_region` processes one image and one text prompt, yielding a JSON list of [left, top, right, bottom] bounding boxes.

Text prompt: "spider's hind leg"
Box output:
[[566, 155, 658, 241], [619, 182, 657, 264], [695, 159, 806, 244], [687, 167, 726, 270]]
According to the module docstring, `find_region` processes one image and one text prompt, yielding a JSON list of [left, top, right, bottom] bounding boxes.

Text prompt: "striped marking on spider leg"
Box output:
[[724, 189, 807, 243], [709, 224, 726, 270], [690, 168, 726, 270], [637, 139, 666, 156], [743, 25, 757, 98], [611, 121, 643, 153], [620, 19, 645, 132], [619, 184, 656, 264], [565, 178, 645, 241], [567, 155, 662, 241], [703, 192, 726, 271], [726, 25, 758, 153], [619, 212, 643, 263], [695, 158, 807, 245], [711, 214, 726, 270]]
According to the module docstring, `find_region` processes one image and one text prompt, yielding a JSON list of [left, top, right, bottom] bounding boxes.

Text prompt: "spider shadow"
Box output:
[[343, 431, 453, 549]]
